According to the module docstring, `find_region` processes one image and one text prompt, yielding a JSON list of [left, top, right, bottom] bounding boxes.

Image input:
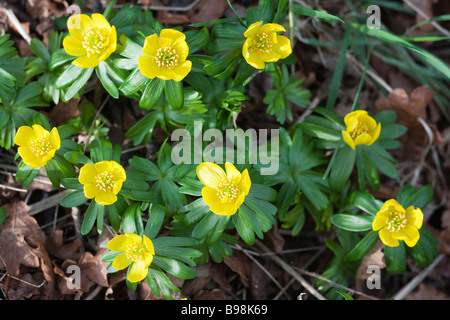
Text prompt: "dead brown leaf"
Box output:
[[51, 98, 80, 127], [192, 289, 232, 300], [405, 283, 450, 300], [45, 230, 82, 261], [355, 241, 386, 290], [223, 251, 252, 287], [188, 0, 228, 24], [0, 201, 45, 276]]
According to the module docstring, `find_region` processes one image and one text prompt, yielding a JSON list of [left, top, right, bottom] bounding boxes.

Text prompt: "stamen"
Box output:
[[217, 179, 240, 201], [94, 171, 116, 192], [350, 123, 369, 139], [125, 243, 144, 262], [385, 205, 408, 232], [252, 32, 273, 53], [154, 47, 179, 69], [30, 136, 52, 157], [82, 28, 109, 57]]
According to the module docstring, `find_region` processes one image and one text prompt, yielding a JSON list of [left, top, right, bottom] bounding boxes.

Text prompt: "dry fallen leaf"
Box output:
[[0, 201, 45, 276], [45, 229, 82, 261], [355, 241, 386, 290], [405, 283, 450, 300]]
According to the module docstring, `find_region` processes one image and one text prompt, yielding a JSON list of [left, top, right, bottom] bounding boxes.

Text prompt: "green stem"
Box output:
[[227, 0, 246, 27]]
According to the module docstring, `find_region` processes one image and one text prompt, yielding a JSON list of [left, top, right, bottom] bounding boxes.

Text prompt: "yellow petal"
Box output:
[[372, 211, 388, 231], [79, 163, 98, 185], [95, 161, 113, 173], [196, 162, 227, 188], [360, 113, 378, 130], [142, 34, 160, 56], [172, 60, 192, 82], [83, 184, 99, 199], [91, 13, 111, 30], [368, 123, 381, 145], [202, 186, 222, 207], [14, 126, 35, 147], [128, 260, 149, 282], [49, 127, 61, 150], [112, 252, 131, 270], [95, 191, 117, 205], [111, 161, 126, 180], [344, 110, 367, 127], [160, 29, 186, 46], [379, 228, 399, 247], [238, 169, 251, 195], [113, 180, 123, 194], [174, 40, 189, 61], [63, 36, 86, 57], [225, 162, 241, 183], [401, 225, 420, 247], [381, 199, 405, 214], [18, 147, 37, 166], [154, 67, 177, 81], [138, 55, 159, 79], [72, 55, 100, 68], [242, 38, 252, 59], [32, 124, 48, 138], [42, 149, 56, 164], [108, 234, 136, 251], [259, 49, 281, 63], [143, 235, 155, 255], [260, 23, 286, 34], [67, 14, 92, 40], [244, 50, 266, 69], [405, 206, 423, 230], [244, 21, 263, 37], [342, 131, 355, 150], [273, 35, 292, 59], [234, 192, 245, 210], [210, 202, 238, 216], [354, 132, 372, 146]]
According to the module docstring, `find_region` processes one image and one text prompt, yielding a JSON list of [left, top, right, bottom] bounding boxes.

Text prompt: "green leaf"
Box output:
[[96, 61, 119, 99], [345, 231, 379, 261], [152, 256, 196, 280], [120, 68, 148, 96], [408, 227, 438, 267], [331, 213, 374, 232], [164, 80, 184, 110], [64, 151, 92, 166], [396, 184, 433, 209], [121, 203, 140, 234], [384, 242, 406, 273], [15, 161, 40, 187], [293, 4, 344, 23], [329, 146, 356, 192], [81, 201, 104, 235], [145, 205, 166, 239], [64, 67, 94, 101], [185, 27, 210, 54], [233, 206, 256, 245], [139, 77, 164, 110], [55, 64, 83, 88], [61, 190, 88, 207], [349, 191, 383, 215]]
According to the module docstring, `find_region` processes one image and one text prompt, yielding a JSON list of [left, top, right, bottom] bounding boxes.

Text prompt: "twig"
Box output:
[[28, 189, 71, 216], [254, 240, 326, 300], [84, 95, 110, 152], [392, 253, 446, 300], [235, 244, 291, 300], [0, 7, 31, 44], [403, 0, 450, 38], [0, 184, 27, 193]]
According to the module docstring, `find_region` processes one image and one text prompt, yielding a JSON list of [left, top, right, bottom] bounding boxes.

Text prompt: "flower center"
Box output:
[[125, 242, 144, 263], [83, 28, 109, 57], [217, 179, 240, 201], [350, 122, 369, 139], [30, 136, 52, 157], [385, 205, 407, 232], [252, 32, 273, 53], [94, 171, 115, 192], [155, 47, 179, 69]]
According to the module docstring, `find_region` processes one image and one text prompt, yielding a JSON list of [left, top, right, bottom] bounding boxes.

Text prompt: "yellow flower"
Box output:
[[138, 29, 192, 82], [372, 199, 423, 247], [196, 162, 251, 216], [78, 160, 126, 206], [63, 13, 117, 68], [341, 110, 381, 150], [242, 20, 292, 69], [107, 233, 155, 283], [14, 125, 60, 168]]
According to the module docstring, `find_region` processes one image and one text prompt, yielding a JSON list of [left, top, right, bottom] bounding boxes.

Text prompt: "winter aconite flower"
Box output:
[[372, 199, 423, 247], [78, 160, 126, 206], [63, 13, 117, 68], [196, 162, 251, 216], [341, 110, 381, 150], [107, 233, 155, 283], [242, 20, 292, 69], [14, 125, 60, 168], [138, 29, 192, 82]]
